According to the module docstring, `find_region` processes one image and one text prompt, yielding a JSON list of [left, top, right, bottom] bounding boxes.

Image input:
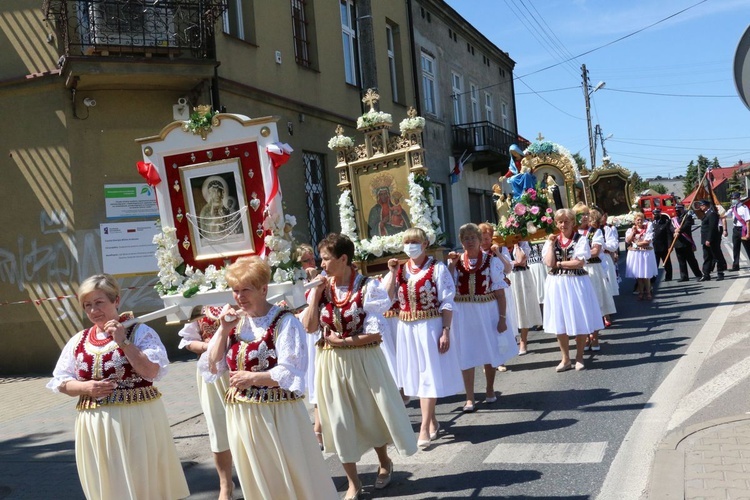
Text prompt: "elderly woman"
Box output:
[[574, 204, 616, 350], [178, 306, 233, 499], [543, 209, 604, 371], [625, 212, 658, 300], [385, 228, 463, 447], [47, 274, 189, 500], [208, 256, 337, 500], [303, 234, 416, 500], [447, 223, 516, 412]]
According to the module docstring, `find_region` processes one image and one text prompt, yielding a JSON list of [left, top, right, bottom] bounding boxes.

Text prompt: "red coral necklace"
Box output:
[[330, 269, 356, 308]]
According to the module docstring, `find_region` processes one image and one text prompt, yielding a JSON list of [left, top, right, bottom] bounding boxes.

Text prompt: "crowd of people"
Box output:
[[47, 193, 748, 499]]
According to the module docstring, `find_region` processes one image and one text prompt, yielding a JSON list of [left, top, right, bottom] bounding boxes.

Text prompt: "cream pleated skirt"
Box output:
[[626, 248, 658, 279], [195, 367, 229, 453], [225, 399, 337, 500], [316, 345, 417, 464], [75, 398, 189, 500]]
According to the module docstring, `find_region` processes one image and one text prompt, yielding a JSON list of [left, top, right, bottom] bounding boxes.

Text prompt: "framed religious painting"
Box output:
[[350, 160, 412, 240], [179, 158, 254, 260], [589, 165, 634, 216]]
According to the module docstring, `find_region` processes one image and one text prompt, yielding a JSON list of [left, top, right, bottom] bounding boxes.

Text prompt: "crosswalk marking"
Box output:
[[355, 440, 470, 465], [483, 442, 608, 464]]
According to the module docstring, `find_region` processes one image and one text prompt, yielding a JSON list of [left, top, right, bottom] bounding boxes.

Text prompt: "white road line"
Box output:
[[707, 329, 750, 358], [356, 440, 470, 465], [596, 277, 747, 500], [668, 355, 750, 431], [484, 442, 607, 464]]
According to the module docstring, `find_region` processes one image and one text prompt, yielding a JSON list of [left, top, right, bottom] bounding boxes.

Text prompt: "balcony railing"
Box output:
[[452, 121, 529, 156], [43, 0, 227, 58]]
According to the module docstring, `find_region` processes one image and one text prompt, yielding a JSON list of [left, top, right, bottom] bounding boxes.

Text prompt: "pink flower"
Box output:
[[528, 188, 537, 200], [513, 203, 527, 216], [530, 206, 540, 215], [513, 221, 520, 228], [546, 207, 553, 214]]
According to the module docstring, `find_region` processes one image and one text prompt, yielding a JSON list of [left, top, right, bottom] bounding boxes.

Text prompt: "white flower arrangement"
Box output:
[[327, 135, 355, 150], [399, 116, 425, 135], [357, 109, 393, 129], [339, 174, 442, 260], [607, 212, 636, 227]]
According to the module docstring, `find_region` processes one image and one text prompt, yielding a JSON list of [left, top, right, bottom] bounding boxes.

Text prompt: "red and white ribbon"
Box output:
[[265, 142, 293, 207]]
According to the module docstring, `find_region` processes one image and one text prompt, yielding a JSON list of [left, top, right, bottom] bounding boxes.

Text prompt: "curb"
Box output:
[[647, 414, 750, 499]]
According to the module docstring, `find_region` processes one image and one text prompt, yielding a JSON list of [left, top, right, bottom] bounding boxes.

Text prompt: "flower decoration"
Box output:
[[607, 212, 636, 228], [182, 105, 220, 140], [496, 187, 557, 240], [357, 109, 393, 129], [327, 135, 355, 150], [399, 116, 425, 135]]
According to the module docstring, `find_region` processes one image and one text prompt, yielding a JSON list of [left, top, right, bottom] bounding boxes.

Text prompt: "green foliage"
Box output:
[[650, 183, 668, 194], [572, 153, 586, 171], [631, 172, 649, 193], [496, 188, 557, 238]]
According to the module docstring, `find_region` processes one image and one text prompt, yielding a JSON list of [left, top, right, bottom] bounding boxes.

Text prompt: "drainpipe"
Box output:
[[406, 0, 421, 115]]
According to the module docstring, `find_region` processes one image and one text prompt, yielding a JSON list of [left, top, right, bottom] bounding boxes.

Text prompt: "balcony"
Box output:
[[43, 0, 226, 90], [452, 121, 530, 175]]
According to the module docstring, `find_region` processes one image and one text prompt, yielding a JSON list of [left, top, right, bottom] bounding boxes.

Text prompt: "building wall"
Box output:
[[411, 0, 517, 245]]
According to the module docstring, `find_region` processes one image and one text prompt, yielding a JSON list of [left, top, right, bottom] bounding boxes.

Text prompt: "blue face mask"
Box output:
[[732, 199, 739, 206]]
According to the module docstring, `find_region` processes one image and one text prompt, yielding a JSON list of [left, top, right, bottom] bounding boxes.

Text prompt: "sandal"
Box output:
[[645, 292, 653, 300], [637, 293, 644, 301]]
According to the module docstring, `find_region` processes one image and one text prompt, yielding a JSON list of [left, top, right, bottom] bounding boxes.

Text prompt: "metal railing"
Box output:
[[451, 121, 529, 155], [43, 0, 227, 58]]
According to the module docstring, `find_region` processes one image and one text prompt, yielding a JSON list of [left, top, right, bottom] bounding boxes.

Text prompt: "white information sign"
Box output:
[[104, 183, 159, 219], [100, 221, 160, 276]]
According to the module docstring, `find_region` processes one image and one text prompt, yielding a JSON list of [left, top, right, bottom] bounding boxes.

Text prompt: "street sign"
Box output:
[[734, 25, 750, 112]]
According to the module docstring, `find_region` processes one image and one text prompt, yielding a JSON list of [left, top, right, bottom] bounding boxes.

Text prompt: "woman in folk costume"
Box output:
[[526, 240, 547, 324], [573, 203, 616, 351], [303, 234, 416, 500], [510, 240, 544, 355], [447, 223, 517, 412], [625, 212, 658, 300], [478, 222, 519, 373], [598, 209, 620, 324], [384, 228, 463, 449], [590, 207, 618, 328], [178, 306, 233, 499], [207, 256, 337, 500], [47, 274, 189, 500], [543, 209, 604, 372]]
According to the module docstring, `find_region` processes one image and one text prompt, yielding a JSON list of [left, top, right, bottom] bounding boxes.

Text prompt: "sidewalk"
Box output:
[[645, 270, 750, 499]]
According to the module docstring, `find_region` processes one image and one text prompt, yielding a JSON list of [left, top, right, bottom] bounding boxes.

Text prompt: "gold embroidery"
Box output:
[[77, 386, 161, 410], [398, 309, 441, 322], [224, 386, 303, 404]]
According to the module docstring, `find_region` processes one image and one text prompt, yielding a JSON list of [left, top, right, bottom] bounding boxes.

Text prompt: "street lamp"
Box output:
[[595, 124, 613, 159]]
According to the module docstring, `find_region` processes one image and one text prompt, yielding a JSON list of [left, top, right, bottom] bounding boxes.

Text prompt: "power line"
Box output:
[[516, 78, 584, 120], [603, 88, 735, 98], [516, 86, 579, 95], [609, 139, 748, 151]]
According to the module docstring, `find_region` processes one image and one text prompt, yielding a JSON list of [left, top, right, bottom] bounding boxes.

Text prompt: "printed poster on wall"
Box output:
[[104, 183, 159, 219], [100, 221, 160, 276]]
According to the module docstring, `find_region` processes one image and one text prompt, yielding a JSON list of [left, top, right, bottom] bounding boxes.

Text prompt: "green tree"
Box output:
[[572, 153, 587, 171], [650, 183, 668, 194], [727, 171, 744, 196], [683, 155, 712, 194], [631, 172, 649, 193]]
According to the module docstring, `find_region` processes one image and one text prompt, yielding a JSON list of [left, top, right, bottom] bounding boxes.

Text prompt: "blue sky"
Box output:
[[445, 0, 750, 180]]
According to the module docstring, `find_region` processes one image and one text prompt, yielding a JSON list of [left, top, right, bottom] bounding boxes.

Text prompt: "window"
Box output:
[[340, 0, 358, 85], [469, 83, 479, 122], [501, 101, 509, 129], [303, 152, 329, 255], [291, 0, 310, 67], [421, 52, 437, 115], [469, 189, 496, 224], [431, 183, 446, 234], [485, 92, 494, 123], [451, 71, 464, 124], [223, 0, 244, 39], [386, 23, 402, 103]]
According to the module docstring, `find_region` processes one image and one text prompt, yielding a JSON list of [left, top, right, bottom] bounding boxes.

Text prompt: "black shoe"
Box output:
[[731, 266, 740, 271], [664, 278, 672, 282], [717, 274, 725, 281], [698, 276, 710, 282], [677, 278, 689, 282]]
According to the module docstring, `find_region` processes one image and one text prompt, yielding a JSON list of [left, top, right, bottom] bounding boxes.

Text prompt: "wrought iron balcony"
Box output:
[[43, 0, 227, 58], [452, 121, 530, 175]]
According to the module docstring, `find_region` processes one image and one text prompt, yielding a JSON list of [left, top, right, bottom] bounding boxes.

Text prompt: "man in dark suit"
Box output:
[[696, 199, 727, 281], [671, 203, 703, 282], [651, 208, 673, 281]]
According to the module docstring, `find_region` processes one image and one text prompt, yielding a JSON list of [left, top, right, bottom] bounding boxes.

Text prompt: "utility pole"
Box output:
[[581, 64, 596, 171], [357, 0, 378, 97]]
